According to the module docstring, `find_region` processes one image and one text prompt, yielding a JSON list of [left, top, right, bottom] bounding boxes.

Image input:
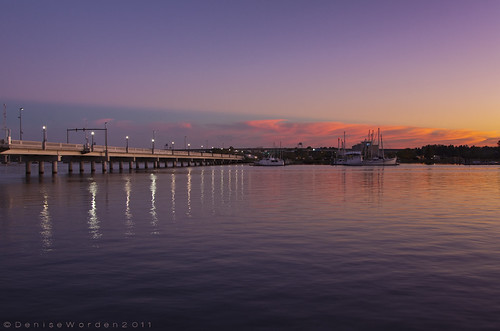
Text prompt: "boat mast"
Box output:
[[377, 128, 380, 158], [381, 133, 385, 159], [343, 131, 346, 158]]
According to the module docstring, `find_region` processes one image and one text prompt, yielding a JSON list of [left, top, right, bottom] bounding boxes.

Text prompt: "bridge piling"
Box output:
[[26, 161, 32, 175], [80, 161, 84, 173], [39, 162, 45, 175], [52, 161, 58, 174], [91, 161, 96, 173], [68, 161, 73, 173]]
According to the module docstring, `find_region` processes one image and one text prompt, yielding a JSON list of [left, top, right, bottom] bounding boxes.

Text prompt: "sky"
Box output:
[[1, 0, 499, 149]]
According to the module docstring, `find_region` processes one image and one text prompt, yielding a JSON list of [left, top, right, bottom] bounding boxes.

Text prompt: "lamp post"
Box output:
[[104, 122, 108, 161], [201, 145, 204, 156], [42, 126, 47, 150], [188, 143, 190, 156], [91, 131, 95, 151], [152, 138, 155, 154], [18, 107, 23, 140], [126, 136, 129, 153], [171, 141, 175, 155]]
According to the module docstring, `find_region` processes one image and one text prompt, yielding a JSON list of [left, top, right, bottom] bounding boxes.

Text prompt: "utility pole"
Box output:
[[18, 107, 23, 140]]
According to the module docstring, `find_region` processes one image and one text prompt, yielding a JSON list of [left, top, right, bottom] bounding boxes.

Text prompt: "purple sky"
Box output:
[[2, 0, 499, 148]]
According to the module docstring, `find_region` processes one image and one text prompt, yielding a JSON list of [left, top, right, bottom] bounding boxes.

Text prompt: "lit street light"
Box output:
[[126, 136, 129, 153], [152, 138, 155, 154], [171, 141, 175, 155], [91, 131, 95, 151], [188, 143, 190, 155]]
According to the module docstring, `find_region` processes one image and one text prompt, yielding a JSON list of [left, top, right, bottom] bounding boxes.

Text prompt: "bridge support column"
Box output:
[[80, 161, 85, 173], [68, 161, 73, 173], [136, 161, 140, 170], [119, 161, 123, 172], [102, 161, 108, 173], [109, 161, 114, 172], [25, 161, 32, 175], [129, 161, 134, 171], [173, 159, 177, 167], [144, 161, 149, 169], [52, 161, 58, 174], [39, 162, 45, 175], [91, 161, 96, 173]]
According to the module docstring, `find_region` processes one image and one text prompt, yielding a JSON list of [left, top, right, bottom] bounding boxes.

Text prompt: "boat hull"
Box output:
[[334, 157, 398, 166], [254, 158, 285, 166]]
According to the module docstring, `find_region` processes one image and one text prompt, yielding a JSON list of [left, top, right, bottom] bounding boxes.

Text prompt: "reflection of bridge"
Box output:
[[0, 139, 243, 176]]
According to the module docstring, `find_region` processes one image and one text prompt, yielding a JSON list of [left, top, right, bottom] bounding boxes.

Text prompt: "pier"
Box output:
[[0, 139, 243, 176]]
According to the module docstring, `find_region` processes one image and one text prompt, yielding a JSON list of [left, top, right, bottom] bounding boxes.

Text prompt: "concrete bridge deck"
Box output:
[[1, 139, 243, 175]]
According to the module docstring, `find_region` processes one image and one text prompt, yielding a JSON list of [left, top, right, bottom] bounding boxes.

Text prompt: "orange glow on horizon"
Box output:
[[242, 119, 500, 148]]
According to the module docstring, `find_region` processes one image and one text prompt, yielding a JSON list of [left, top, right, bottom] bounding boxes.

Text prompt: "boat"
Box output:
[[333, 151, 363, 166], [334, 129, 398, 166], [254, 143, 285, 166], [254, 157, 285, 166]]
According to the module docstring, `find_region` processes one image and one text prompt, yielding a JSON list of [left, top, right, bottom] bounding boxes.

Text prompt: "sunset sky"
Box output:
[[1, 0, 499, 148]]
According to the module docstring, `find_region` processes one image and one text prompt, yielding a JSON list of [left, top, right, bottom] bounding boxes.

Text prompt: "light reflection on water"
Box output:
[[124, 177, 134, 236], [150, 173, 158, 234], [1, 164, 500, 330], [39, 191, 53, 252], [87, 180, 101, 242], [171, 172, 176, 221]]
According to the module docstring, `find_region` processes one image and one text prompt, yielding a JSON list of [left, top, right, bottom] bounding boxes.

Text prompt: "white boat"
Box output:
[[334, 129, 398, 166], [254, 157, 285, 166], [362, 156, 398, 166], [334, 151, 363, 166]]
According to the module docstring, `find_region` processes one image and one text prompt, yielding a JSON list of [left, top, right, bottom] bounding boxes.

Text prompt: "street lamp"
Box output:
[[126, 136, 129, 153], [152, 138, 155, 154], [188, 143, 190, 155], [18, 107, 23, 140], [91, 131, 95, 151], [171, 141, 175, 155], [104, 122, 108, 161], [42, 126, 47, 150]]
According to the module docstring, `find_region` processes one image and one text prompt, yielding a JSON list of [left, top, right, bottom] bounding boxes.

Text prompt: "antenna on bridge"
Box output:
[[3, 104, 6, 139]]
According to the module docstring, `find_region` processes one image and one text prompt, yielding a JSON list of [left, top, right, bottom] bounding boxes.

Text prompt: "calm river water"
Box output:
[[1, 163, 500, 330]]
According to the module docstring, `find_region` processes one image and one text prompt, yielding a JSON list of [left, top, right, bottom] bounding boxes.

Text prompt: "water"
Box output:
[[1, 164, 500, 330]]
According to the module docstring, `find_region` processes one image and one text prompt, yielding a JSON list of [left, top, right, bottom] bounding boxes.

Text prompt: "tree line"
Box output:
[[397, 141, 500, 164]]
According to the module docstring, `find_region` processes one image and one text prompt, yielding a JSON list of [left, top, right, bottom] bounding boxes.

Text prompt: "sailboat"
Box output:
[[254, 143, 285, 166], [334, 129, 398, 166]]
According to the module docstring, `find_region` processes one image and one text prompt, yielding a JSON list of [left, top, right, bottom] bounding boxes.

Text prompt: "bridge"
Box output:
[[0, 139, 243, 176]]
